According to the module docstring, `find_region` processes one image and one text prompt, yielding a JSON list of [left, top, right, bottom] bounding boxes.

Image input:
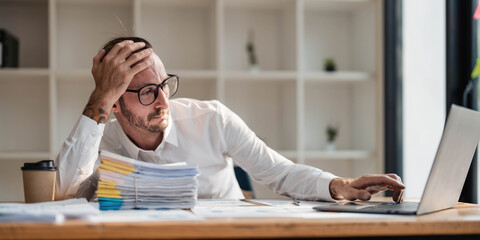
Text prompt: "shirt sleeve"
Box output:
[[54, 115, 104, 200], [217, 102, 338, 201]]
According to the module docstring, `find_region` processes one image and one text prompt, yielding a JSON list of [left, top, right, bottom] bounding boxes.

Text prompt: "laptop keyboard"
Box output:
[[366, 201, 419, 212]]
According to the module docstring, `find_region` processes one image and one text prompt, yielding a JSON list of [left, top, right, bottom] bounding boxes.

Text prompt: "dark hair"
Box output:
[[102, 36, 152, 55]]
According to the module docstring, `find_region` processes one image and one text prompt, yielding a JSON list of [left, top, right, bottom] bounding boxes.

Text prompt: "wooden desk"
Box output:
[[1, 201, 480, 239]]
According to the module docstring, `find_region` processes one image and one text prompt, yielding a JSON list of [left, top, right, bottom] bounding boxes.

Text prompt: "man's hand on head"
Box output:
[[329, 174, 405, 203], [84, 40, 153, 123]]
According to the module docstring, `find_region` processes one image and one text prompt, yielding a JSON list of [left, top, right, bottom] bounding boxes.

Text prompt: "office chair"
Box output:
[[234, 166, 255, 199]]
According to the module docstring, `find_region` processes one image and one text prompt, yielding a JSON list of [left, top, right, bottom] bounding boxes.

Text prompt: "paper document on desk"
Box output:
[[195, 199, 255, 208], [96, 150, 200, 210], [192, 206, 296, 218], [88, 209, 203, 222], [0, 198, 100, 223], [245, 199, 304, 207]]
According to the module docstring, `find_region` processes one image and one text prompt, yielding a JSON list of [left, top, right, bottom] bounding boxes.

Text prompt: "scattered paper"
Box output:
[[88, 209, 203, 222], [244, 199, 299, 207], [192, 206, 296, 218], [0, 198, 99, 223], [195, 199, 254, 208]]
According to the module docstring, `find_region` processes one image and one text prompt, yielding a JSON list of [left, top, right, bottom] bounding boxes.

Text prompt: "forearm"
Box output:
[[55, 116, 104, 200], [82, 90, 115, 124], [220, 102, 338, 201]]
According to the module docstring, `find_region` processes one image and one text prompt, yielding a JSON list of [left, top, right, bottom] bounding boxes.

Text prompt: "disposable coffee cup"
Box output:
[[21, 160, 57, 203]]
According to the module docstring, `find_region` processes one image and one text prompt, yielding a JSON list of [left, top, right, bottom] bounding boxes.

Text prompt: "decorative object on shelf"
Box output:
[[0, 29, 19, 68], [474, 0, 480, 20], [324, 58, 336, 72], [471, 58, 480, 79], [246, 29, 259, 72], [325, 124, 338, 151]]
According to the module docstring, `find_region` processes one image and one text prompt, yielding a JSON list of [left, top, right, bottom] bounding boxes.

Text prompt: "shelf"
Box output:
[[225, 0, 294, 10], [304, 150, 373, 160], [224, 71, 297, 81], [54, 69, 218, 80], [304, 0, 372, 12], [172, 70, 218, 79], [0, 69, 50, 78], [304, 71, 374, 83], [0, 152, 51, 160]]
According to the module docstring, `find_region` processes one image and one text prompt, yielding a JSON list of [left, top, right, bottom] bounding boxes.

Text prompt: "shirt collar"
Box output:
[[157, 113, 179, 149], [118, 112, 178, 159]]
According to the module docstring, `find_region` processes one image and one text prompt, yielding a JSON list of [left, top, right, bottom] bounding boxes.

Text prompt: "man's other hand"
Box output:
[[329, 174, 405, 203]]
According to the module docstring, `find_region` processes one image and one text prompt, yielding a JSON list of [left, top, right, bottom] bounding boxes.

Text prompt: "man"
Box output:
[[55, 37, 405, 203]]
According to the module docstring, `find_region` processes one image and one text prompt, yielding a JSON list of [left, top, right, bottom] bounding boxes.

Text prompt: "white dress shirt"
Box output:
[[55, 98, 338, 201]]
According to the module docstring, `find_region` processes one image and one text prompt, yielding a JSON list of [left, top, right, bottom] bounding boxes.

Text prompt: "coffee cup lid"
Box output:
[[21, 160, 57, 171]]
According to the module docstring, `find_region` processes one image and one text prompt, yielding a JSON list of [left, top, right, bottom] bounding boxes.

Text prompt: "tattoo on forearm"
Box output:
[[83, 103, 109, 124]]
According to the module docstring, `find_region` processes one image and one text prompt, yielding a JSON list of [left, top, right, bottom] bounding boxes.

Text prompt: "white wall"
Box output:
[[403, 0, 446, 198]]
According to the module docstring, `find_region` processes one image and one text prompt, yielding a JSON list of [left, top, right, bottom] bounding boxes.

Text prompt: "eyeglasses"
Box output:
[[125, 74, 179, 106]]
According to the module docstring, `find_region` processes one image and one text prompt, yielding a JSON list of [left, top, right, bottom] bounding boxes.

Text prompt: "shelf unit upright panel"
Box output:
[[223, 0, 297, 72], [224, 79, 297, 154], [139, 0, 217, 71], [295, 0, 305, 164], [55, 0, 134, 71], [351, 0, 383, 176], [0, 0, 49, 68]]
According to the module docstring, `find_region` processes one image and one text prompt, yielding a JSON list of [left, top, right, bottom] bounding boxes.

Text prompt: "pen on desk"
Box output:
[[292, 200, 301, 206]]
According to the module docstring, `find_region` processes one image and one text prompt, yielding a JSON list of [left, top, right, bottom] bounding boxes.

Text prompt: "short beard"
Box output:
[[119, 97, 168, 133]]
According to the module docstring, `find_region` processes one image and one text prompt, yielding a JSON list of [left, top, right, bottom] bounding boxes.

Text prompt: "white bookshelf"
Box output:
[[0, 0, 384, 192]]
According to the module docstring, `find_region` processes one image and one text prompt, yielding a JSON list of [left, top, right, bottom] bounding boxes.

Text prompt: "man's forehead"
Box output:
[[128, 52, 167, 89]]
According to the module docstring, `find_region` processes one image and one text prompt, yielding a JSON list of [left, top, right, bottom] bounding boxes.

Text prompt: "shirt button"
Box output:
[[91, 131, 97, 137], [79, 169, 84, 175]]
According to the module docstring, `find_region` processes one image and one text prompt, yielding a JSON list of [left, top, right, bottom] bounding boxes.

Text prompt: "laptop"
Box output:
[[313, 104, 480, 215]]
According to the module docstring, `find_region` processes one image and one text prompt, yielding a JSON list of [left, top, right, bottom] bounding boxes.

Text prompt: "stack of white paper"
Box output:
[[96, 150, 200, 210]]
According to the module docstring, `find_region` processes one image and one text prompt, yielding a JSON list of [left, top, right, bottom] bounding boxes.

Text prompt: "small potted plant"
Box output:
[[326, 124, 338, 151], [324, 58, 336, 72]]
